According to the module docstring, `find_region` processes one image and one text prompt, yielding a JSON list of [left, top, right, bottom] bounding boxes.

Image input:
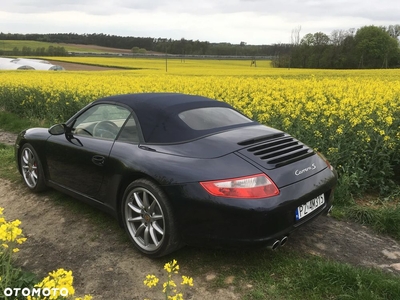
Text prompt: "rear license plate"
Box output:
[[295, 194, 325, 220]]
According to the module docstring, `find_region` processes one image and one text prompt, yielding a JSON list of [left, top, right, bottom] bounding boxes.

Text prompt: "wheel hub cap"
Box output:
[[143, 213, 151, 223]]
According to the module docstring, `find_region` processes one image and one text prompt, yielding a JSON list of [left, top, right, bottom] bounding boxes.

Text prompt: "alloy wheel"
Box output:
[[21, 147, 39, 188]]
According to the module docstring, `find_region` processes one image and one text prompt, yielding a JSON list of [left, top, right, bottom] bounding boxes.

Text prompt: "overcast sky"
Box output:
[[0, 0, 398, 44]]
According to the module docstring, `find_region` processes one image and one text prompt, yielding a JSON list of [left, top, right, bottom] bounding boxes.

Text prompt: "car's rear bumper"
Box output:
[[164, 167, 337, 249]]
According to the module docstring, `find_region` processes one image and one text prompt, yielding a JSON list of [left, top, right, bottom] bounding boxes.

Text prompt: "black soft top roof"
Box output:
[[96, 93, 255, 144]]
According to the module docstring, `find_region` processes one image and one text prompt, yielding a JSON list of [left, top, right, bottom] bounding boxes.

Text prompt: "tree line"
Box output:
[[0, 32, 288, 57], [1, 24, 399, 68], [0, 45, 68, 56], [274, 25, 400, 69]]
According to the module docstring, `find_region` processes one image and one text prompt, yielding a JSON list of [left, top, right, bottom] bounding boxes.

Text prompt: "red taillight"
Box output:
[[200, 174, 280, 199]]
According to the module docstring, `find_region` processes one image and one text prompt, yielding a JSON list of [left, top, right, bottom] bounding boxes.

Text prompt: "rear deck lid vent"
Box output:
[[238, 133, 285, 146], [239, 134, 315, 169]]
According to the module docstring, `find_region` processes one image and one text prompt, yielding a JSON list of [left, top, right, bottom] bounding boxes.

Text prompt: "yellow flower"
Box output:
[[145, 259, 194, 299], [164, 259, 179, 274], [314, 130, 323, 138], [168, 293, 184, 300], [385, 116, 393, 126], [33, 268, 75, 298], [75, 295, 93, 300], [144, 274, 159, 288], [163, 280, 177, 293], [181, 276, 194, 286], [17, 237, 27, 244]]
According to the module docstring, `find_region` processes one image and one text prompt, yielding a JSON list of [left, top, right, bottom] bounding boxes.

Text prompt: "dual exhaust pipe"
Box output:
[[267, 206, 333, 251], [269, 236, 288, 250]]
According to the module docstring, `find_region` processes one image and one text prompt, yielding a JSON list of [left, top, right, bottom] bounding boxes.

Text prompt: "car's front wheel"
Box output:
[[122, 179, 181, 257], [20, 143, 47, 192]]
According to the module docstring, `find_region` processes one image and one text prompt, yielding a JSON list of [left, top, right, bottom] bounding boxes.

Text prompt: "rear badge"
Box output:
[[295, 163, 316, 176]]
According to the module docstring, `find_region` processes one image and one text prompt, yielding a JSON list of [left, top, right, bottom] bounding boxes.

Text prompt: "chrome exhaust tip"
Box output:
[[269, 240, 280, 250], [280, 236, 288, 247]]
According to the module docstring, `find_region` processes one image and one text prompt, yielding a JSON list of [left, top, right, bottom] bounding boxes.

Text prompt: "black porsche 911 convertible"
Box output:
[[15, 93, 337, 257]]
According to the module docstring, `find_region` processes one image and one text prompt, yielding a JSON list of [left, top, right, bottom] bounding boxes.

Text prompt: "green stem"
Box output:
[[165, 273, 171, 300]]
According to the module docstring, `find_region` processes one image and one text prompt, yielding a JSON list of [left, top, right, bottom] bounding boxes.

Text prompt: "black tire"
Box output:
[[121, 179, 182, 257], [20, 143, 47, 192]]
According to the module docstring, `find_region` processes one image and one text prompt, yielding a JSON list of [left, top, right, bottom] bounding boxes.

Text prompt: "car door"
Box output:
[[45, 103, 131, 199]]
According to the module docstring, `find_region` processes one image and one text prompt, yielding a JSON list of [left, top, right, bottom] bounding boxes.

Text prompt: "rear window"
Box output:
[[178, 107, 252, 130]]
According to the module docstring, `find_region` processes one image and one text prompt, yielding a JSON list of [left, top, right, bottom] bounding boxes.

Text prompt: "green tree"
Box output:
[[35, 47, 46, 55], [21, 46, 32, 56], [354, 25, 400, 68], [47, 45, 55, 56], [301, 33, 315, 46]]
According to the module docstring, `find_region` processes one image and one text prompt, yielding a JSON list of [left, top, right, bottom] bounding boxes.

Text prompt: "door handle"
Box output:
[[92, 155, 105, 166]]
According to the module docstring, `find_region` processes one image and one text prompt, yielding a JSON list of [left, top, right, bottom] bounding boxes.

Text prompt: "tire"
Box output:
[[20, 143, 47, 192], [122, 179, 181, 257]]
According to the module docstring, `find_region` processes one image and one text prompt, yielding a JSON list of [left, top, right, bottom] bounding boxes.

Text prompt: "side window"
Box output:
[[72, 104, 131, 140], [117, 115, 139, 143]]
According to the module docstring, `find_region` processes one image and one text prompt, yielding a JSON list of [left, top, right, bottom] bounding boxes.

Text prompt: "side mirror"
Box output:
[[48, 124, 66, 135]]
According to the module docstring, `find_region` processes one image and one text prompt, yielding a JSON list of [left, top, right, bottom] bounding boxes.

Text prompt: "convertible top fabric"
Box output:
[[96, 93, 256, 144]]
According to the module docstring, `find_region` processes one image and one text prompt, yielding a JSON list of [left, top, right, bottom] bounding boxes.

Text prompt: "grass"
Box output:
[[173, 247, 400, 300], [0, 260, 37, 300], [0, 143, 19, 181], [0, 110, 49, 133], [1, 111, 400, 299], [0, 40, 122, 53], [338, 204, 400, 240], [331, 189, 400, 240]]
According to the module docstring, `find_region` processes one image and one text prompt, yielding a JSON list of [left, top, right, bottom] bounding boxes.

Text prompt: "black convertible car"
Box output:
[[15, 93, 337, 257]]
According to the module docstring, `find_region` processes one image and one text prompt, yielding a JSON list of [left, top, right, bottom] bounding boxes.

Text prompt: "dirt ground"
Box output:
[[47, 60, 124, 71], [0, 130, 16, 145], [1, 131, 400, 299]]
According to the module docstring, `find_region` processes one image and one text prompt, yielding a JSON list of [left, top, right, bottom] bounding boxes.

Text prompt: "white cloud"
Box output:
[[0, 0, 399, 44]]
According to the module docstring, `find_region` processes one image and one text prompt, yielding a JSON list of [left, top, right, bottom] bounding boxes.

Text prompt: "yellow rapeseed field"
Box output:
[[0, 58, 399, 199], [44, 57, 274, 75]]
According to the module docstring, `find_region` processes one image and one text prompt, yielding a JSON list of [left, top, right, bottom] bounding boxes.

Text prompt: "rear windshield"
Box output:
[[178, 107, 252, 130]]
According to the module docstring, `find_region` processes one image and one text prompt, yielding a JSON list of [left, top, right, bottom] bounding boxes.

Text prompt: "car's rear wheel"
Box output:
[[20, 143, 47, 192], [122, 179, 181, 257]]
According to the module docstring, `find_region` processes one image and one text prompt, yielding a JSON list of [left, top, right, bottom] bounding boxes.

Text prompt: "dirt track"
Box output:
[[48, 60, 123, 71]]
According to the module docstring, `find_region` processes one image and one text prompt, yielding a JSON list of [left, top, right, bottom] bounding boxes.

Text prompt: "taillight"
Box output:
[[200, 174, 280, 199]]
